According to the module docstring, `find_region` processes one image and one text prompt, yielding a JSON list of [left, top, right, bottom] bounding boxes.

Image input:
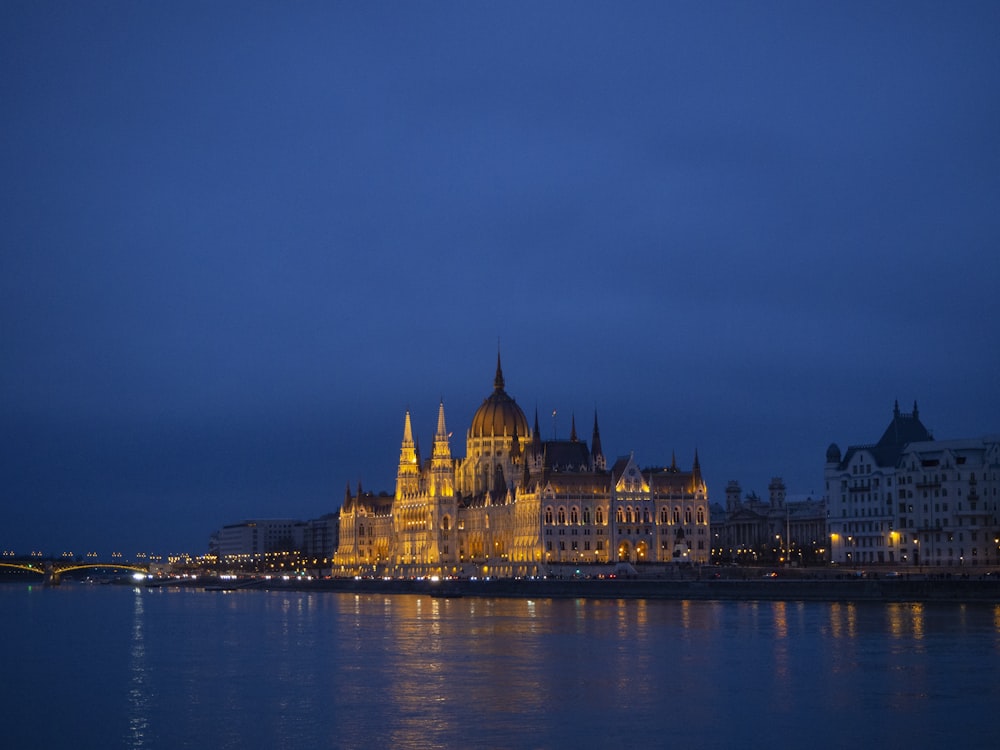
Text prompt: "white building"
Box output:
[[895, 438, 1000, 567], [825, 401, 1000, 567]]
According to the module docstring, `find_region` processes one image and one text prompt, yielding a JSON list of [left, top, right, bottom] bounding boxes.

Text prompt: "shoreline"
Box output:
[[256, 576, 1000, 604]]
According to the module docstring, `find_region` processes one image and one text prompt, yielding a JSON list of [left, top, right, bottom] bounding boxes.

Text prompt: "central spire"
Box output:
[[494, 351, 505, 392]]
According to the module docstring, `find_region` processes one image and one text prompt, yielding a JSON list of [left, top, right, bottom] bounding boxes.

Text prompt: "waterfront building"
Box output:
[[825, 401, 1000, 566], [894, 438, 1000, 567], [333, 356, 710, 577], [710, 478, 827, 565], [211, 514, 339, 571]]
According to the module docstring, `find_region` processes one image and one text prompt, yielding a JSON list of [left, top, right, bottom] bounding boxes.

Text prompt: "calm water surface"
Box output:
[[2, 584, 998, 749]]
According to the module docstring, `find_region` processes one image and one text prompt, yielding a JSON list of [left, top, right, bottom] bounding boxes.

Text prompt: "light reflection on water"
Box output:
[[128, 587, 148, 748], [2, 585, 999, 749]]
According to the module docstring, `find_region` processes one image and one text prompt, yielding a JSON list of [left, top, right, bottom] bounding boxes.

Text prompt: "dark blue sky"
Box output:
[[3, 2, 999, 556]]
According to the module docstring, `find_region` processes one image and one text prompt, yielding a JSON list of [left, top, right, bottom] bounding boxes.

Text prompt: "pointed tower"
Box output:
[[691, 449, 704, 494], [395, 411, 421, 499], [591, 411, 606, 471], [342, 482, 354, 512], [520, 451, 532, 491], [431, 400, 451, 464], [493, 463, 507, 500], [429, 400, 454, 497], [510, 422, 522, 461], [530, 408, 544, 472], [494, 351, 505, 391], [570, 414, 578, 442]]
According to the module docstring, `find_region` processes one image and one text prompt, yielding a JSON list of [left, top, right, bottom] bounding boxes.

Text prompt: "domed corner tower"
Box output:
[[826, 443, 842, 466], [460, 353, 532, 496]]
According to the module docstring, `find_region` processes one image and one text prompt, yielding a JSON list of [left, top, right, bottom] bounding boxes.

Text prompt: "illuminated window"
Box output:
[[558, 507, 566, 524], [616, 507, 624, 523], [697, 507, 705, 524], [660, 507, 668, 523], [545, 507, 553, 524], [596, 507, 604, 525], [571, 507, 579, 525], [673, 508, 680, 524], [583, 507, 591, 524], [685, 508, 692, 524]]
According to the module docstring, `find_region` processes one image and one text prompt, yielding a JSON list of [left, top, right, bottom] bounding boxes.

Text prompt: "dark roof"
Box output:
[[542, 440, 591, 471], [838, 401, 933, 470], [877, 404, 932, 448]]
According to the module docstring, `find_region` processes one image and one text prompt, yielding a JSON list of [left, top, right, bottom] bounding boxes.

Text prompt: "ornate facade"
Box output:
[[334, 357, 710, 577]]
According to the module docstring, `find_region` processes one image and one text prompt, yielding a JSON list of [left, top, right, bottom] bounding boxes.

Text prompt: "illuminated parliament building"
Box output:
[[334, 357, 710, 577]]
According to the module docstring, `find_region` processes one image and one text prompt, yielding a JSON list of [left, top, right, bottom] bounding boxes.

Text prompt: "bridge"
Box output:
[[0, 561, 150, 586]]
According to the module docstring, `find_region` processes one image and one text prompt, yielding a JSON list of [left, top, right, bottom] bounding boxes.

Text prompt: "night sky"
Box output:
[[3, 2, 999, 556]]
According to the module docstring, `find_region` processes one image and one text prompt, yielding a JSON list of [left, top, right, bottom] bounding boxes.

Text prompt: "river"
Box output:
[[2, 583, 998, 749]]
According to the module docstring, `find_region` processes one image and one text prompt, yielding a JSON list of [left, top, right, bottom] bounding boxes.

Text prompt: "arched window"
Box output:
[[583, 507, 591, 525], [616, 507, 624, 523], [570, 507, 579, 525], [660, 507, 668, 524], [545, 507, 553, 525], [558, 507, 566, 525], [442, 516, 451, 531], [596, 507, 604, 525], [627, 507, 634, 523], [643, 509, 651, 523], [684, 508, 692, 525], [696, 507, 705, 525], [673, 508, 681, 524]]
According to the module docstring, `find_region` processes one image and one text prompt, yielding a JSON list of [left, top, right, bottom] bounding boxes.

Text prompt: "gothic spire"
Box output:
[[493, 463, 506, 498], [510, 421, 522, 459], [591, 411, 603, 459], [570, 413, 578, 442], [531, 407, 543, 456], [590, 410, 605, 471], [691, 449, 703, 491], [343, 482, 353, 512], [396, 410, 420, 499], [436, 399, 447, 437], [431, 400, 451, 462], [494, 351, 505, 392], [403, 410, 414, 443]]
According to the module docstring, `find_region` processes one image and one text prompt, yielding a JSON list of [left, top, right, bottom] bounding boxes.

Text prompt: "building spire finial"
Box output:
[[494, 349, 505, 391]]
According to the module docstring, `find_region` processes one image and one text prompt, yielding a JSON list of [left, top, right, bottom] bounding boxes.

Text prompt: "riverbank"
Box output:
[[258, 575, 1000, 604]]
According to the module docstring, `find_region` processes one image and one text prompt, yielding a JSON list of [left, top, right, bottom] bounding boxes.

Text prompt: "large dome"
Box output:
[[469, 356, 529, 439]]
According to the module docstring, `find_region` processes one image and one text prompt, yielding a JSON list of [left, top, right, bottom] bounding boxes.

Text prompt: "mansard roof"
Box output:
[[836, 401, 934, 471], [877, 401, 932, 449]]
